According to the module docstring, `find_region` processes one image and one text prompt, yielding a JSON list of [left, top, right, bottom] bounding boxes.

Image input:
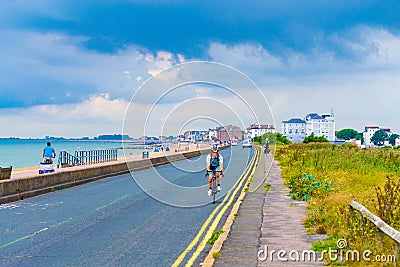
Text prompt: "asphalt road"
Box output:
[[0, 146, 254, 267]]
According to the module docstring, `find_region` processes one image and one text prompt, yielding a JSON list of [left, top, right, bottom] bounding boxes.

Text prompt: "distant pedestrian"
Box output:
[[42, 142, 56, 163]]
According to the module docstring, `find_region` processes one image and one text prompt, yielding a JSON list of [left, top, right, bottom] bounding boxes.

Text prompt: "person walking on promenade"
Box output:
[[42, 142, 56, 163]]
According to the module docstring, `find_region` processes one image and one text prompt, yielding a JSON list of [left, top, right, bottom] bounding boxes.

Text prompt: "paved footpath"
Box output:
[[213, 149, 322, 267]]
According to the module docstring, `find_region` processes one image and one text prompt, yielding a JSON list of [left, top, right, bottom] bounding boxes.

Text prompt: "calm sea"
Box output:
[[0, 139, 145, 169]]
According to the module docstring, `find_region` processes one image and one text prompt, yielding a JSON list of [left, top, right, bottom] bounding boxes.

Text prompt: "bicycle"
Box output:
[[210, 170, 218, 204], [206, 170, 223, 204]]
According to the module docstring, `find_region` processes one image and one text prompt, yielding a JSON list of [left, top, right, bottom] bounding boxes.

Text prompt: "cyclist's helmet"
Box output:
[[211, 144, 219, 153]]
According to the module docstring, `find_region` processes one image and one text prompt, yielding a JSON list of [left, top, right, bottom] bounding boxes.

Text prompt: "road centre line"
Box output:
[[96, 194, 130, 211], [184, 148, 259, 266], [171, 155, 255, 267], [172, 149, 259, 267], [202, 146, 262, 266], [0, 218, 72, 250]]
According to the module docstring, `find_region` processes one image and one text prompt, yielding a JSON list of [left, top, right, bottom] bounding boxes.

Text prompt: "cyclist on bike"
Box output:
[[206, 144, 224, 195]]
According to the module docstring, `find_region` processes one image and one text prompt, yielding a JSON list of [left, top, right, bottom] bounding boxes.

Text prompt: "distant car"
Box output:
[[242, 139, 252, 148], [231, 139, 238, 146]]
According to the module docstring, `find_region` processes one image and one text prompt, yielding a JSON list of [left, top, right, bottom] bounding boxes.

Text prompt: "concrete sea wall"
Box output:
[[0, 148, 214, 204]]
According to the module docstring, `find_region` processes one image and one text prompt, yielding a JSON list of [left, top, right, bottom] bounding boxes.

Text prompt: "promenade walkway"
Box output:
[[10, 143, 208, 179], [213, 148, 322, 266]]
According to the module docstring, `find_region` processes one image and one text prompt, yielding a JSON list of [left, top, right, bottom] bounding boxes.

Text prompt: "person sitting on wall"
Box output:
[[42, 142, 56, 163]]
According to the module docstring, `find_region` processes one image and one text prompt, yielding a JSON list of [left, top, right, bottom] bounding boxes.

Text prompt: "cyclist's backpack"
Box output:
[[209, 154, 220, 170]]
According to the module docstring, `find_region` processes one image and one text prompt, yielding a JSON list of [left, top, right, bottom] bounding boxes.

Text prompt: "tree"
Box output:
[[303, 133, 329, 144], [253, 136, 262, 144], [336, 128, 358, 140], [253, 132, 290, 145], [355, 133, 364, 144], [371, 130, 389, 146], [389, 134, 399, 146], [276, 133, 291, 145]]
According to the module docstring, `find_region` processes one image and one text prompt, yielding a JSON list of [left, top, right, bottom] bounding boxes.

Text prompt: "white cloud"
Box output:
[[208, 43, 284, 71], [1, 26, 399, 138], [145, 51, 180, 76], [0, 30, 184, 106], [0, 94, 129, 138], [207, 27, 400, 133]]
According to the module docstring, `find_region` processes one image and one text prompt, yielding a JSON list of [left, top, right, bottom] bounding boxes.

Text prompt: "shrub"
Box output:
[[287, 173, 331, 201]]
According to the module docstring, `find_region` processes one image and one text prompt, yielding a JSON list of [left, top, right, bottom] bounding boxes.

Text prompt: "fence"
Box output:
[[58, 149, 118, 167], [350, 200, 399, 265]]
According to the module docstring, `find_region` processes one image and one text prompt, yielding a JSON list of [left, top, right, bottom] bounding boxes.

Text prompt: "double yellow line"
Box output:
[[172, 148, 260, 267]]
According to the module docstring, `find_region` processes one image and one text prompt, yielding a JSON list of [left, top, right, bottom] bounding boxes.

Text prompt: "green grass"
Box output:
[[275, 143, 400, 266], [264, 183, 272, 193]]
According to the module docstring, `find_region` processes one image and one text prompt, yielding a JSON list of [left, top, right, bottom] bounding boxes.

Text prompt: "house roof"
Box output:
[[247, 123, 275, 130], [282, 118, 305, 124], [216, 125, 242, 132], [306, 113, 324, 120]]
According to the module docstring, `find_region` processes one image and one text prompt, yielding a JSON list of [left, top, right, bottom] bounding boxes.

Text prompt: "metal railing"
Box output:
[[58, 149, 118, 168]]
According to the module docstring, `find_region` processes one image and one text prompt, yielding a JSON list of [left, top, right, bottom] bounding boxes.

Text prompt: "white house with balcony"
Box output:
[[246, 123, 275, 139], [282, 111, 336, 142]]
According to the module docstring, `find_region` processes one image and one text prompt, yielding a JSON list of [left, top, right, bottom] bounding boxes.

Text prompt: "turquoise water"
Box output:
[[0, 139, 144, 168]]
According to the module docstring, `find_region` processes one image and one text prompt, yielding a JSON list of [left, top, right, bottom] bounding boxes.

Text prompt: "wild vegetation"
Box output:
[[252, 132, 290, 146], [303, 132, 329, 143], [274, 143, 400, 266]]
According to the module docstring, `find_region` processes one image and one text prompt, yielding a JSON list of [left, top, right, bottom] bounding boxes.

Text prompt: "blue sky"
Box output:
[[1, 1, 399, 137]]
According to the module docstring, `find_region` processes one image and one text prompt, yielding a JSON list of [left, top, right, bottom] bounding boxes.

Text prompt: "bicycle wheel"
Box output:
[[212, 176, 217, 204]]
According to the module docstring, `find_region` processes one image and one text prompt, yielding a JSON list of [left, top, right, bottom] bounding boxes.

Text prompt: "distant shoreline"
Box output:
[[0, 139, 195, 146]]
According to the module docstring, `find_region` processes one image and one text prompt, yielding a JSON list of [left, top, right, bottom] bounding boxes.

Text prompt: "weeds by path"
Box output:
[[275, 143, 400, 266]]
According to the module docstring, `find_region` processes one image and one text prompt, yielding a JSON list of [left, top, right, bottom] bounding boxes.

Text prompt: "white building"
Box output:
[[183, 130, 208, 142], [246, 123, 275, 139], [305, 113, 336, 142], [282, 111, 336, 142], [363, 126, 391, 147], [396, 137, 400, 147], [281, 118, 307, 142], [208, 128, 218, 141], [363, 126, 380, 147]]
